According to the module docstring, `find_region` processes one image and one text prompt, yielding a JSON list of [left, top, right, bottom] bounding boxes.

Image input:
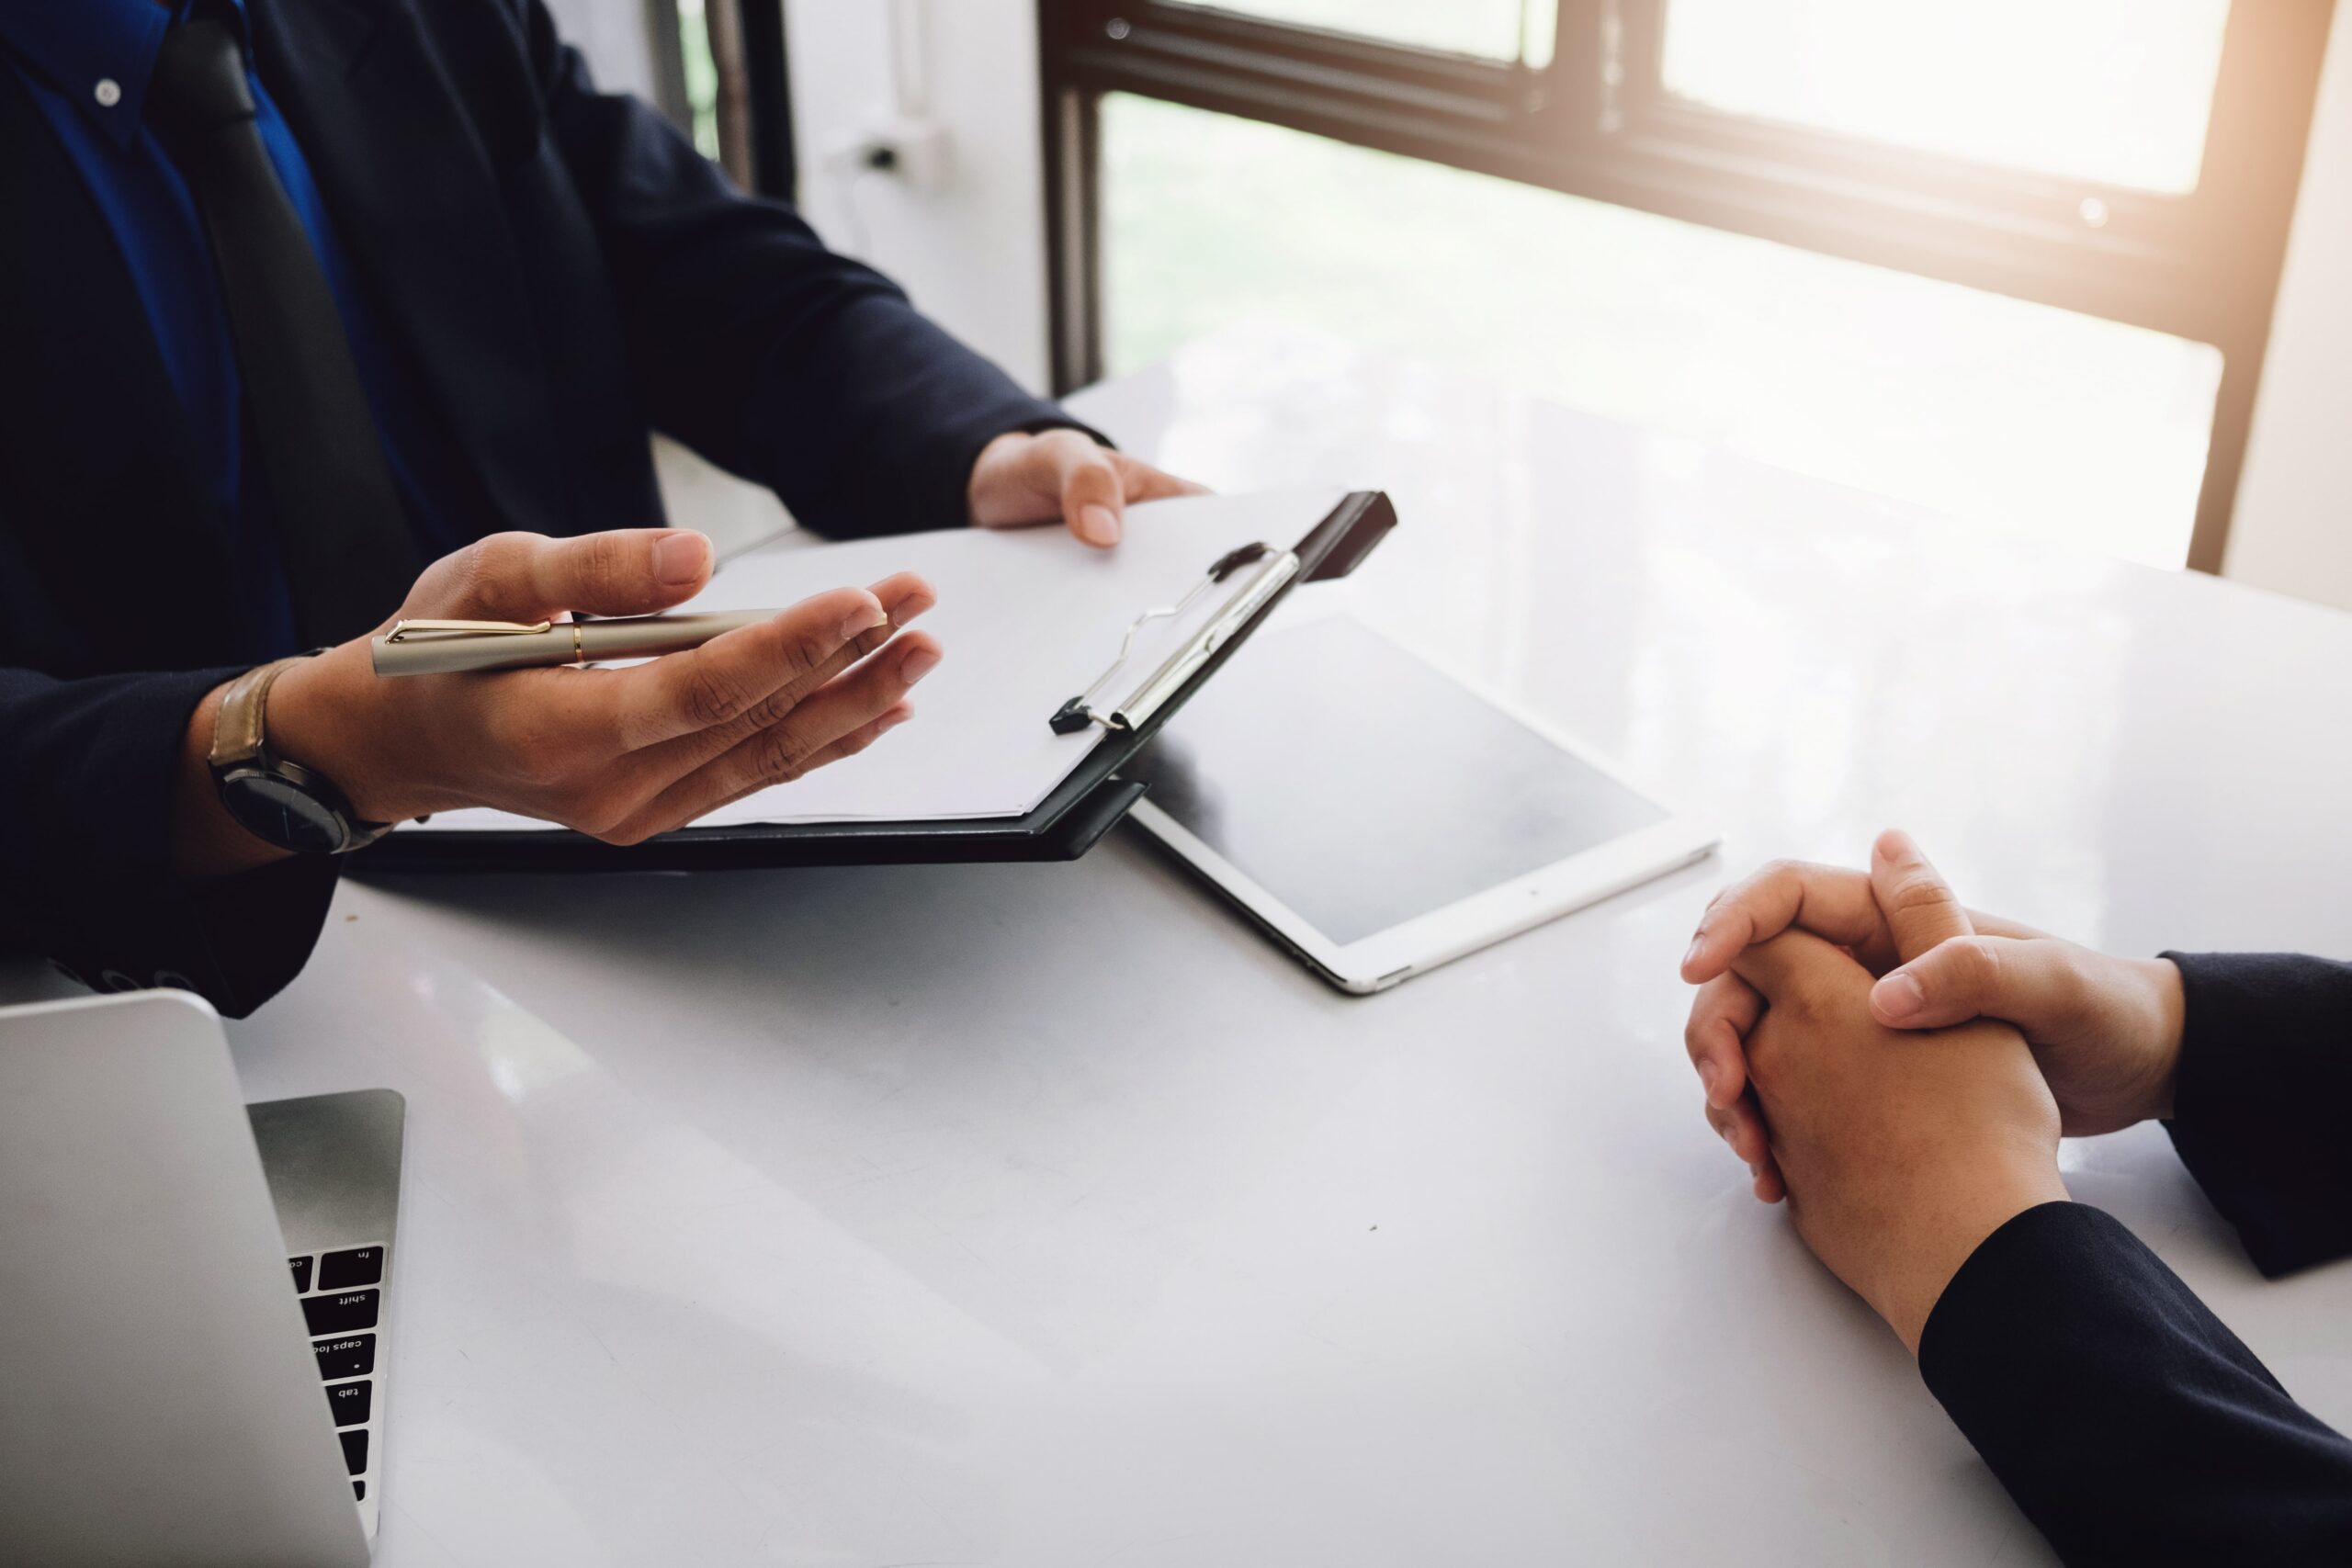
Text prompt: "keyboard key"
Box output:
[[339, 1428, 368, 1475], [318, 1247, 383, 1290], [312, 1334, 376, 1382], [288, 1256, 313, 1293], [326, 1380, 373, 1427], [301, 1290, 379, 1336], [353, 1481, 365, 1501]]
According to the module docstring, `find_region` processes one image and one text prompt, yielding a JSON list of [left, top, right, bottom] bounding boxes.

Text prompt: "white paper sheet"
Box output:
[[413, 489, 1347, 833]]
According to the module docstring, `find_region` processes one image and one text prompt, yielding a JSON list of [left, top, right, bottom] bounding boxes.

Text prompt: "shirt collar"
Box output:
[[0, 0, 247, 148]]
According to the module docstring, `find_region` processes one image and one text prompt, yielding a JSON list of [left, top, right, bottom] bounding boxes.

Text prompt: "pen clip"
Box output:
[[383, 618, 556, 643]]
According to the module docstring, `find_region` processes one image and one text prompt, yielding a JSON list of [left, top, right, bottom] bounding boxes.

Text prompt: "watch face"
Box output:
[[220, 770, 347, 854]]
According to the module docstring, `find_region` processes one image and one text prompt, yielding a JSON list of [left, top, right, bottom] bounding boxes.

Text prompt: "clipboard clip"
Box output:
[[1050, 541, 1300, 735]]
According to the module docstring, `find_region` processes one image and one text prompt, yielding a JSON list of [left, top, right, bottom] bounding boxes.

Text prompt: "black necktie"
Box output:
[[146, 17, 420, 646]]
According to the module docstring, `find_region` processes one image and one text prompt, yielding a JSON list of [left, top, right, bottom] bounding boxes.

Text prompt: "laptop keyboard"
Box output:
[[286, 1244, 385, 1503]]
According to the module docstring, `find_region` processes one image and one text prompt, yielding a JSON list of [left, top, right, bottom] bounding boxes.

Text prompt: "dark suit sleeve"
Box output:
[[0, 666, 337, 1018], [2158, 953, 2352, 1277], [1919, 1201, 2352, 1567], [514, 2, 1092, 540]]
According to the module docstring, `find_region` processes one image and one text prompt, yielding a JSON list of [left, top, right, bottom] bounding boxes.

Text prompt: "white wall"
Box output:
[[2227, 8, 2352, 610], [782, 0, 1054, 391], [542, 0, 663, 104]]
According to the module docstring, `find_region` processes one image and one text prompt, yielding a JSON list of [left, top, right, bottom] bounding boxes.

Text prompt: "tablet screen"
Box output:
[[1126, 616, 1668, 946]]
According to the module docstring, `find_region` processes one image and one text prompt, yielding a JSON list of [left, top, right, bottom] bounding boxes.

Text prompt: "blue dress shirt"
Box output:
[[0, 0, 468, 658]]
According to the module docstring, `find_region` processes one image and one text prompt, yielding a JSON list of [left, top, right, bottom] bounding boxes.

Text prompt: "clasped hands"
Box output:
[[1678, 831, 2188, 1351]]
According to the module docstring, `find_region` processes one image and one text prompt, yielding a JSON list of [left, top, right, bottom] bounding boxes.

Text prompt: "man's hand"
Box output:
[[172, 529, 938, 874], [1680, 831, 2185, 1153], [1864, 921, 2183, 1137], [1724, 928, 2066, 1353], [966, 428, 1206, 547]]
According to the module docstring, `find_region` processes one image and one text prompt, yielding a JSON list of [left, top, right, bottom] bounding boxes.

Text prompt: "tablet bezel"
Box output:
[[1125, 630, 1718, 993]]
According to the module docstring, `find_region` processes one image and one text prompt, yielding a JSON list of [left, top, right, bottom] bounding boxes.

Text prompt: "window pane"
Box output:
[[674, 0, 721, 160], [1103, 95, 2221, 568], [1661, 0, 2232, 194], [1174, 0, 1555, 67]]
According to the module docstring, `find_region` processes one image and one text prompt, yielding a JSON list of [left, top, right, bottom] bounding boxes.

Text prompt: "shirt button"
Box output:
[[94, 77, 122, 107]]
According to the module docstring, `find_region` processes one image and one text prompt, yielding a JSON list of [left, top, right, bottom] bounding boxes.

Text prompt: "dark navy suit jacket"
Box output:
[[2, 0, 481, 660], [0, 0, 1075, 1011]]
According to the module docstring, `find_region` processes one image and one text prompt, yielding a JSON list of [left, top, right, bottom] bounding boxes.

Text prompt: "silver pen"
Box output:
[[369, 611, 776, 676]]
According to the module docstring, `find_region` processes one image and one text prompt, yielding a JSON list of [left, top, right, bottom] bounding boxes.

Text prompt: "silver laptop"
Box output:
[[0, 989, 402, 1567]]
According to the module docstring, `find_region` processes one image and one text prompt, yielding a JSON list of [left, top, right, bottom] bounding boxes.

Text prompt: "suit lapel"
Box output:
[[249, 0, 569, 536]]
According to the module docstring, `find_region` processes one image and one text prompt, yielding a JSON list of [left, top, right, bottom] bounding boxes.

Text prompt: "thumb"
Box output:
[[1871, 934, 2080, 1032], [1056, 441, 1125, 548], [424, 529, 713, 622], [1869, 829, 1973, 964]]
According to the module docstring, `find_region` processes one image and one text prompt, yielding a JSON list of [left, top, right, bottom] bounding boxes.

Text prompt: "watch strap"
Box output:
[[207, 656, 301, 772], [209, 653, 397, 852]]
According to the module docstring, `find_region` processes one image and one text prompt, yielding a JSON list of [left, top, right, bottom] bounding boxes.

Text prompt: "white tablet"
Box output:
[[1125, 615, 1716, 992]]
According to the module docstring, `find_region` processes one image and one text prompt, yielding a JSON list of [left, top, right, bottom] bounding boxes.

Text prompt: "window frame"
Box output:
[[736, 0, 797, 201], [1035, 0, 2336, 571], [664, 0, 798, 200]]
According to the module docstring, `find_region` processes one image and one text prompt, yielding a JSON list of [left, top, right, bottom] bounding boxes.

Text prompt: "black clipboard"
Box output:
[[352, 491, 1396, 875]]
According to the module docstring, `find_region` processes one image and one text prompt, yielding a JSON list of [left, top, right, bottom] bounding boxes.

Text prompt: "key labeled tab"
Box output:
[[326, 1380, 373, 1427]]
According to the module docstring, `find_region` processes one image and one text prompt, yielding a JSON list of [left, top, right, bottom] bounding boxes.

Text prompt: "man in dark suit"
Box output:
[[1680, 831, 2352, 1565], [0, 0, 1197, 1016]]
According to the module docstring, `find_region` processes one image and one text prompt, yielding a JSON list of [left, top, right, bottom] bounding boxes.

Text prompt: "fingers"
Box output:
[[1868, 829, 1974, 964], [1703, 1093, 1772, 1171], [1681, 860, 1884, 983], [864, 570, 940, 626], [1054, 437, 1128, 548], [605, 585, 888, 751], [614, 631, 942, 838], [535, 575, 929, 837], [1682, 843, 2045, 987], [441, 530, 714, 622], [611, 703, 918, 845], [1684, 974, 1783, 1199], [966, 429, 1208, 545], [1064, 447, 1212, 542], [779, 699, 916, 779], [1871, 934, 2086, 1034], [631, 573, 935, 773], [1702, 1095, 1784, 1201], [1685, 974, 1762, 1111], [1114, 452, 1212, 503], [775, 572, 935, 705], [1726, 929, 1871, 1010]]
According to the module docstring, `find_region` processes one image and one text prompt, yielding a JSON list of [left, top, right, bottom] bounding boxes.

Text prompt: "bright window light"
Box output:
[[1104, 95, 2222, 568], [1662, 0, 2233, 194]]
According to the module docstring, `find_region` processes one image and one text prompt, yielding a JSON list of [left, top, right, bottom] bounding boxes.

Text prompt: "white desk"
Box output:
[[228, 330, 2352, 1566]]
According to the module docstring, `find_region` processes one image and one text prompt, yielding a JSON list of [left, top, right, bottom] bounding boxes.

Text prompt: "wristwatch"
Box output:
[[208, 654, 396, 854]]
